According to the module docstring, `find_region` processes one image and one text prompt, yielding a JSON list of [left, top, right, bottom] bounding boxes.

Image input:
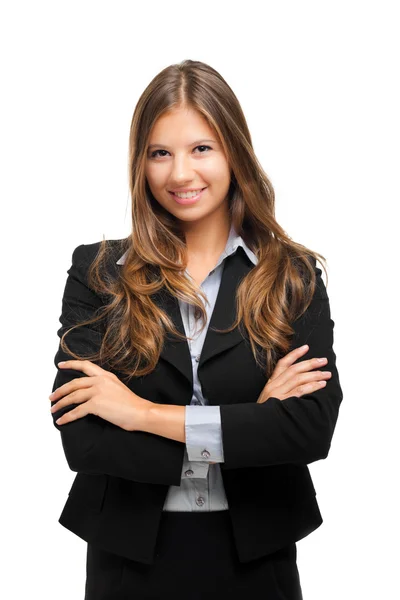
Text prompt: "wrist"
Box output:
[[141, 402, 186, 443], [136, 399, 154, 431]]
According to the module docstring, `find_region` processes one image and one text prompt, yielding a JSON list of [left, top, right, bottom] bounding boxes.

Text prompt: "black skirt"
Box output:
[[84, 509, 303, 599]]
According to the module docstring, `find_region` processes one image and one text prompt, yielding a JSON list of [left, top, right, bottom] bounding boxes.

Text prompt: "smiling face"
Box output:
[[144, 106, 231, 228]]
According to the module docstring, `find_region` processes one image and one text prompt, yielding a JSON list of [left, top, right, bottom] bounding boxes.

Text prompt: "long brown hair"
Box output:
[[61, 59, 328, 382]]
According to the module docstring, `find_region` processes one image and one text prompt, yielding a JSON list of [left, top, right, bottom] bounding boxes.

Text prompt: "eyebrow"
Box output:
[[147, 139, 218, 150]]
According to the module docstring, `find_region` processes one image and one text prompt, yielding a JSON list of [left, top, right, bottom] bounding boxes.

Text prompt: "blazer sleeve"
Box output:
[[50, 243, 184, 486], [219, 260, 343, 469]]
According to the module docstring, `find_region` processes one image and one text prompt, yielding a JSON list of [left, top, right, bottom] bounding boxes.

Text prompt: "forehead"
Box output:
[[148, 107, 216, 143]]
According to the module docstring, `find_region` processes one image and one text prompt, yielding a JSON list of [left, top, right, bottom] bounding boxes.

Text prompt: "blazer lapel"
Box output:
[[155, 247, 255, 392]]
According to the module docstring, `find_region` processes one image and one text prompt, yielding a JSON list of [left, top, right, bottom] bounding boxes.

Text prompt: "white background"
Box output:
[[1, 1, 398, 598]]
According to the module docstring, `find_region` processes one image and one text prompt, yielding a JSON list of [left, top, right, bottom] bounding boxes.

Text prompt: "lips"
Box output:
[[169, 187, 207, 194], [169, 187, 207, 205]]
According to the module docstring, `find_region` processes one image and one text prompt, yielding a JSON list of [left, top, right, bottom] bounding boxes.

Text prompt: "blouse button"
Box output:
[[194, 308, 201, 320]]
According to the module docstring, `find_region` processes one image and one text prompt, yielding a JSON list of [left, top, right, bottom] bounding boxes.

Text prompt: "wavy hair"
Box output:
[[60, 59, 328, 382]]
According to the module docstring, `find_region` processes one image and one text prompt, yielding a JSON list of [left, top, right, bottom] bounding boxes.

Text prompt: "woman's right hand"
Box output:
[[256, 344, 332, 404]]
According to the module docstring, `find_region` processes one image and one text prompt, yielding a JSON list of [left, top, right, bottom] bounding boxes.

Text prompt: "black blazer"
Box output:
[[51, 240, 343, 565]]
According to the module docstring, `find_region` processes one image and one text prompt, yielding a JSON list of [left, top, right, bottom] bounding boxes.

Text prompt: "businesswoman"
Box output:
[[50, 59, 343, 599]]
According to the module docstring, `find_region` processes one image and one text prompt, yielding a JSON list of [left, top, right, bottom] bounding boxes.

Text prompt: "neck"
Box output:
[[181, 210, 232, 261]]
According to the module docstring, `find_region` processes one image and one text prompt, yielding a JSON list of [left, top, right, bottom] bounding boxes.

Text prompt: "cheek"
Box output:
[[145, 164, 168, 188], [202, 158, 230, 185], [206, 172, 231, 195]]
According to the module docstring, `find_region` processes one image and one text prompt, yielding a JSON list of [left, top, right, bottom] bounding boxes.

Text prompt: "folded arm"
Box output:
[[143, 263, 343, 469], [219, 265, 343, 469], [50, 243, 184, 486]]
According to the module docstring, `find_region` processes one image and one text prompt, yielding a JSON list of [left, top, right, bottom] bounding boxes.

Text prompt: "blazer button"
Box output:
[[201, 450, 210, 459], [185, 469, 194, 477], [196, 496, 205, 506]]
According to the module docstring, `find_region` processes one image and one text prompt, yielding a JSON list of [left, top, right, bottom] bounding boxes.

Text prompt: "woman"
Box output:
[[50, 59, 343, 599]]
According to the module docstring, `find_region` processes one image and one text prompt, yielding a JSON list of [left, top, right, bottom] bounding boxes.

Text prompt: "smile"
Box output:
[[169, 187, 207, 205]]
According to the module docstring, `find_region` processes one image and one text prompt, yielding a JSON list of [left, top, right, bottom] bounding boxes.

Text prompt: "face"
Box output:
[[144, 106, 231, 226]]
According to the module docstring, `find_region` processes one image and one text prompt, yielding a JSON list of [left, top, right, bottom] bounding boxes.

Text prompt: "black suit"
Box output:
[[51, 240, 343, 566]]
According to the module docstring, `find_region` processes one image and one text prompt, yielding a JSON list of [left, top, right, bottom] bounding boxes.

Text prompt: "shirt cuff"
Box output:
[[185, 405, 225, 463], [180, 448, 210, 479]]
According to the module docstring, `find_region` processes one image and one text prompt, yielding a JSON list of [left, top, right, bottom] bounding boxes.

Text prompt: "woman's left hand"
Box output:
[[49, 360, 151, 431]]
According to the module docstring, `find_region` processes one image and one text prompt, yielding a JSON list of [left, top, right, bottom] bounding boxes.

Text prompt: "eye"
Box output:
[[149, 145, 212, 159], [149, 149, 169, 158], [195, 145, 212, 153]]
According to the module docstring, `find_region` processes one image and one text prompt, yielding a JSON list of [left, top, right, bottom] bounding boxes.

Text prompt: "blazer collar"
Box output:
[[115, 222, 258, 267], [115, 225, 259, 389]]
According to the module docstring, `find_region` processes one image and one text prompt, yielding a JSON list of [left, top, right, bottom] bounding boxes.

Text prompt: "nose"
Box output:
[[169, 153, 196, 186]]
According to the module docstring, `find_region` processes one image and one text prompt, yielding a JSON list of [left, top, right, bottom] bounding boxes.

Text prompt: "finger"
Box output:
[[57, 359, 103, 377], [292, 356, 328, 373], [51, 388, 93, 414], [49, 376, 93, 402], [279, 357, 328, 385], [275, 369, 332, 396], [273, 357, 328, 388], [270, 354, 327, 388], [290, 370, 332, 393], [275, 379, 329, 402], [271, 344, 309, 379], [281, 344, 310, 365], [289, 379, 328, 398], [55, 401, 92, 426]]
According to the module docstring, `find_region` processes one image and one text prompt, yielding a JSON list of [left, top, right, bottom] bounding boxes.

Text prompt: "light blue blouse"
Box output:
[[116, 223, 258, 511]]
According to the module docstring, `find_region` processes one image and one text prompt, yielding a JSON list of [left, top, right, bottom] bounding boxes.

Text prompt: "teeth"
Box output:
[[173, 189, 203, 199]]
